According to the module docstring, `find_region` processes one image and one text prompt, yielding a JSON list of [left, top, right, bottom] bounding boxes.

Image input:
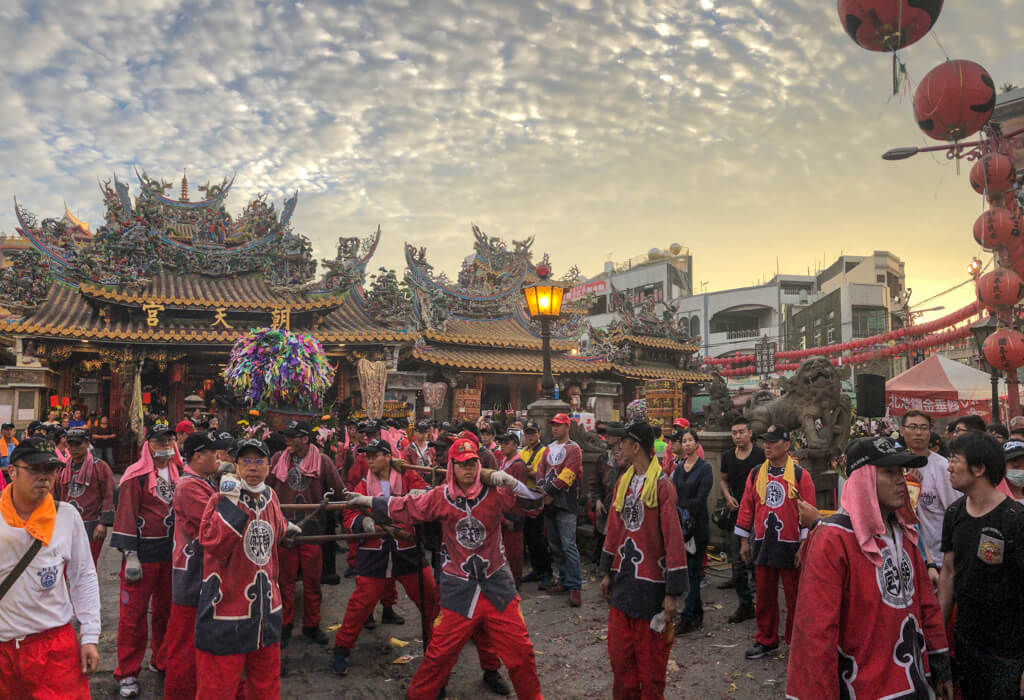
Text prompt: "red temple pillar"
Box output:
[[169, 362, 186, 424], [336, 363, 348, 402]]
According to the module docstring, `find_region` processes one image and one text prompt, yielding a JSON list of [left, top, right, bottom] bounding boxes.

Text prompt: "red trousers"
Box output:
[[162, 603, 199, 700], [89, 537, 103, 567], [279, 543, 322, 628], [406, 597, 541, 700], [196, 643, 280, 700], [607, 607, 673, 700], [0, 623, 90, 699], [115, 559, 171, 679], [754, 564, 800, 647], [503, 529, 524, 587], [336, 570, 439, 649]]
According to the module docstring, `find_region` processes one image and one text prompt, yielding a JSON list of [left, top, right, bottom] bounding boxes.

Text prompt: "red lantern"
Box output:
[[983, 328, 1024, 370], [837, 0, 942, 52], [61, 397, 70, 408], [913, 60, 995, 142], [974, 207, 1020, 249], [49, 395, 59, 408], [976, 268, 1024, 310], [142, 392, 152, 404], [970, 153, 1017, 197]]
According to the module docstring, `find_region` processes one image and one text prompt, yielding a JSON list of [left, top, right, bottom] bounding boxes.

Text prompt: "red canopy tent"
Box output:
[[886, 354, 1006, 422]]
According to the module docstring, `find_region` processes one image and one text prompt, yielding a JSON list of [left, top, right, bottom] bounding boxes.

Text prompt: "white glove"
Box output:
[[361, 517, 378, 534], [340, 491, 372, 509], [649, 611, 667, 633], [124, 551, 143, 582], [219, 473, 242, 505], [488, 470, 519, 489], [286, 522, 302, 537]]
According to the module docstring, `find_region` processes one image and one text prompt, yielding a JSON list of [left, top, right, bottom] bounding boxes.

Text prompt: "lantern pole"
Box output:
[[540, 316, 554, 400]]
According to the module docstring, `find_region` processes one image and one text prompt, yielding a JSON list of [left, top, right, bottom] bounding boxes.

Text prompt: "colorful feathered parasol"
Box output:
[[223, 328, 335, 410]]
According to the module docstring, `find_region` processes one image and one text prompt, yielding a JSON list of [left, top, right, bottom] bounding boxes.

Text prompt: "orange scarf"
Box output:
[[0, 487, 57, 545]]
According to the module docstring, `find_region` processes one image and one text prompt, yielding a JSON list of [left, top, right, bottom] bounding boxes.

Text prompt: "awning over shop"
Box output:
[[886, 354, 1005, 419]]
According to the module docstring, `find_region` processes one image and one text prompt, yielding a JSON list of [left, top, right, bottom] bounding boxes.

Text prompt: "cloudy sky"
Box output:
[[1, 0, 1021, 316]]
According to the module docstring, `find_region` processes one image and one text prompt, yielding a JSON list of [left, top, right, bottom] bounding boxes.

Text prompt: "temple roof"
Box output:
[[80, 272, 342, 312], [411, 343, 607, 375], [4, 284, 404, 345], [423, 317, 576, 352], [606, 332, 700, 353]]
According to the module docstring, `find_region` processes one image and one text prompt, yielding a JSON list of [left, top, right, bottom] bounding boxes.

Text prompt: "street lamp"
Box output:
[[970, 315, 1002, 421], [523, 264, 564, 400]]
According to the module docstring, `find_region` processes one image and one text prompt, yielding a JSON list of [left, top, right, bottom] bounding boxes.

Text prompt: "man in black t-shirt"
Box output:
[[940, 431, 1024, 700], [719, 416, 764, 623]]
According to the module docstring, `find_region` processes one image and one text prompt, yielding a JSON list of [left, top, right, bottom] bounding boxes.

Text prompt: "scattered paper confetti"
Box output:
[[745, 672, 755, 679], [390, 637, 409, 648], [667, 660, 679, 672], [326, 623, 341, 632], [711, 643, 738, 648], [392, 655, 417, 664]]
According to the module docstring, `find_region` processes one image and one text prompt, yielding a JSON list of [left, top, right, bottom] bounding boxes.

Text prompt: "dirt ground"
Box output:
[[87, 543, 790, 699]]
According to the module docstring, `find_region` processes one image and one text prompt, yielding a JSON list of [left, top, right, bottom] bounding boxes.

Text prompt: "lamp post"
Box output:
[[523, 264, 565, 400], [971, 315, 1003, 422], [523, 263, 571, 439]]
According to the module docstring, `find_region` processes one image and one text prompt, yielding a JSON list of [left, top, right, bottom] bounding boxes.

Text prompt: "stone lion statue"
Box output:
[[704, 373, 740, 431], [744, 356, 852, 458]]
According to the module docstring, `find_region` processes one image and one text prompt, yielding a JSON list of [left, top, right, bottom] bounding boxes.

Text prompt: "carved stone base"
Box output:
[[526, 397, 572, 443]]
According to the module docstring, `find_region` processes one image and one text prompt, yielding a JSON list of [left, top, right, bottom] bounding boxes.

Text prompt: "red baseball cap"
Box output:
[[673, 418, 690, 429], [175, 420, 196, 436], [458, 430, 481, 448], [551, 413, 572, 425], [449, 437, 480, 463]]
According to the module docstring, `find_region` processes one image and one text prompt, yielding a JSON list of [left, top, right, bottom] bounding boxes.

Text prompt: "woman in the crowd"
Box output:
[[671, 428, 713, 633]]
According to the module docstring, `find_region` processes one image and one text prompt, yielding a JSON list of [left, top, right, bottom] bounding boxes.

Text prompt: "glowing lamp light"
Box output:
[[523, 268, 564, 319]]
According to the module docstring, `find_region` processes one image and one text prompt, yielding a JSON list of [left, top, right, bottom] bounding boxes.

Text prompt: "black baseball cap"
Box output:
[[1, 422, 14, 430], [65, 428, 90, 444], [147, 423, 174, 441], [608, 421, 655, 451], [9, 437, 63, 467], [359, 420, 381, 435], [235, 438, 270, 457], [359, 439, 392, 456], [1005, 439, 1024, 462], [182, 432, 217, 460], [429, 436, 453, 451], [415, 420, 432, 432], [281, 420, 312, 438], [212, 432, 236, 451], [759, 425, 791, 442], [845, 436, 928, 475], [498, 432, 520, 445], [26, 420, 44, 435], [668, 430, 686, 442], [523, 421, 540, 433], [479, 423, 495, 435]]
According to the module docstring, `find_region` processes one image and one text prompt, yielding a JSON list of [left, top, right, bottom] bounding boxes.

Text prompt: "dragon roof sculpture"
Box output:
[[8, 170, 377, 297]]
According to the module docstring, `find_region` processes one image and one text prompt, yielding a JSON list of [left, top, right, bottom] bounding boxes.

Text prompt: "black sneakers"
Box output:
[[303, 625, 328, 644], [744, 642, 779, 659], [482, 669, 511, 696]]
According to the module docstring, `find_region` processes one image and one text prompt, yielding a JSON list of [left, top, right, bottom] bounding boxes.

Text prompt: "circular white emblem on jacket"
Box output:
[[244, 519, 274, 566], [875, 545, 914, 609], [287, 467, 312, 492], [455, 515, 486, 550], [155, 476, 175, 504], [68, 480, 86, 499], [621, 498, 645, 532], [764, 481, 786, 509], [546, 443, 566, 466]]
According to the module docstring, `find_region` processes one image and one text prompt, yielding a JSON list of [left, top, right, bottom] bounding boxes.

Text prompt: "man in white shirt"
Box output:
[[0, 436, 100, 697], [902, 410, 959, 581]]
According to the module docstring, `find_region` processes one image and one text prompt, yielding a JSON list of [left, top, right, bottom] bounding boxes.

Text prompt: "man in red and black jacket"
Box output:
[[54, 428, 115, 566], [162, 431, 219, 700], [267, 420, 345, 646], [600, 421, 687, 699], [111, 423, 181, 697], [496, 431, 529, 587], [734, 425, 816, 660]]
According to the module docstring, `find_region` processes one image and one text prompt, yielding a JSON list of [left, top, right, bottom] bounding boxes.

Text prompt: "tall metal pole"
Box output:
[[540, 317, 554, 400]]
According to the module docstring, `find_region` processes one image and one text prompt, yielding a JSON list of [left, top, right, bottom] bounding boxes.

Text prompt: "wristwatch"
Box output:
[[925, 562, 938, 571]]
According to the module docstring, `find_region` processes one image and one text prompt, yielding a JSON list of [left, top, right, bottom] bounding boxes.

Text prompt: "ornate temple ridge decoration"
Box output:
[[8, 169, 379, 301]]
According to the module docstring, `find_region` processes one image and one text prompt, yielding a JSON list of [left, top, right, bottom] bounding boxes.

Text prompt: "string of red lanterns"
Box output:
[[713, 325, 974, 377], [702, 301, 979, 368]]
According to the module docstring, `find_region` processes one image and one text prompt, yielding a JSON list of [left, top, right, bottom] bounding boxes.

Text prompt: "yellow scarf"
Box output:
[[754, 456, 799, 505], [613, 456, 663, 512], [0, 487, 57, 546]]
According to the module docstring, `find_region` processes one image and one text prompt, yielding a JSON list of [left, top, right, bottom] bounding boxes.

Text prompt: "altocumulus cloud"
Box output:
[[0, 0, 1018, 302]]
